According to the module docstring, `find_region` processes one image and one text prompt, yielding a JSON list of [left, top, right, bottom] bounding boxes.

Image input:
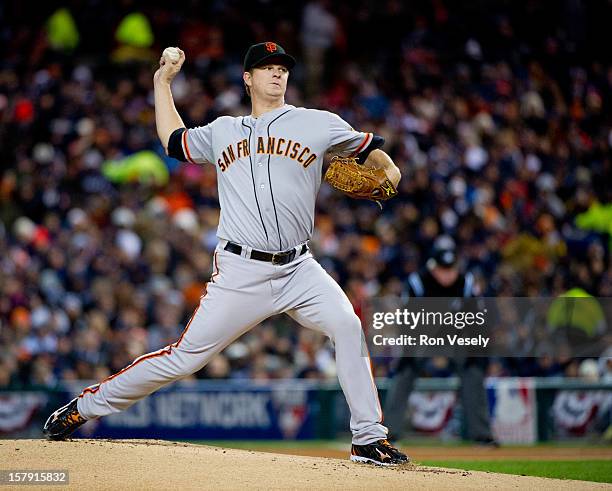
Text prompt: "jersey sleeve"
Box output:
[[182, 124, 214, 165], [326, 112, 373, 157]]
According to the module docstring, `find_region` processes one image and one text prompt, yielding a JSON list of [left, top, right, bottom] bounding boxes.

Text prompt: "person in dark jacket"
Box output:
[[384, 235, 497, 445]]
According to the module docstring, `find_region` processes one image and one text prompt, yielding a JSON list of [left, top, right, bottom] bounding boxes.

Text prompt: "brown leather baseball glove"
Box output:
[[324, 156, 398, 203]]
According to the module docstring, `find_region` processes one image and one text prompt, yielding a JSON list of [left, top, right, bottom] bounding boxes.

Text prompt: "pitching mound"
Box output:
[[0, 439, 607, 490]]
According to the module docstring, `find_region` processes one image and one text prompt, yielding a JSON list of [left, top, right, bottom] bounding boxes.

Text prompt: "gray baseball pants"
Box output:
[[77, 243, 387, 444]]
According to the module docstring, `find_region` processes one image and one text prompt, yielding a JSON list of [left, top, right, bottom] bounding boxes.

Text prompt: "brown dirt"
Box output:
[[1, 439, 610, 490]]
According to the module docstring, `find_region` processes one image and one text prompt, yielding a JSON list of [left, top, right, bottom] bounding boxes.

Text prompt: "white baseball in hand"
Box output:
[[163, 47, 181, 63]]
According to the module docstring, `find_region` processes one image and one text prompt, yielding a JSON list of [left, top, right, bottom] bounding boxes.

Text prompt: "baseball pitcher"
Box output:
[[43, 41, 407, 466]]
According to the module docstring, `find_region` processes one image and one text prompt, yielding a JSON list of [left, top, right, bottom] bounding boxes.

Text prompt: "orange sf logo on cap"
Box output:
[[265, 42, 277, 52]]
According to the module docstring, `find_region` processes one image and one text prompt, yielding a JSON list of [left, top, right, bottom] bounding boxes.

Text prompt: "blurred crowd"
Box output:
[[0, 0, 611, 388]]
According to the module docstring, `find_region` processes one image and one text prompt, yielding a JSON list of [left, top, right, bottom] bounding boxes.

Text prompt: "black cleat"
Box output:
[[43, 398, 87, 440], [350, 439, 409, 466]]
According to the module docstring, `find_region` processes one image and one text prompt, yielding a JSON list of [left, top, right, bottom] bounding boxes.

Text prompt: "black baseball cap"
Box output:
[[431, 235, 457, 267], [243, 42, 296, 72]]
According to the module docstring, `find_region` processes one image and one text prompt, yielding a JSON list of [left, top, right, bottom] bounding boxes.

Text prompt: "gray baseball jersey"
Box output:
[[181, 104, 373, 251]]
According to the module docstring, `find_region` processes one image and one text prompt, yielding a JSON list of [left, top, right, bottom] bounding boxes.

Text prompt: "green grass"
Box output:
[[421, 460, 612, 484], [190, 439, 611, 450]]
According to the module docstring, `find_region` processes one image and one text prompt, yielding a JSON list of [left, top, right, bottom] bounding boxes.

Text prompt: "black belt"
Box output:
[[224, 241, 308, 265]]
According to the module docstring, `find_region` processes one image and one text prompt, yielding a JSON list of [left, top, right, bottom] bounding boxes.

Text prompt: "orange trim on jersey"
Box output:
[[182, 129, 196, 164], [79, 284, 208, 399], [210, 251, 220, 283], [351, 133, 372, 157]]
